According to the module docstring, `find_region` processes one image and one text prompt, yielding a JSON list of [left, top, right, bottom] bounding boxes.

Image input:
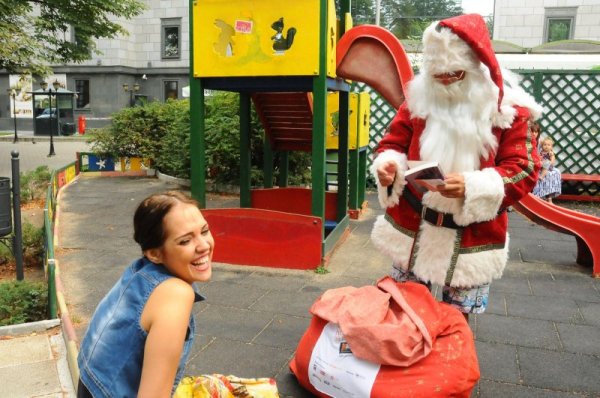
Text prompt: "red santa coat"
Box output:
[[371, 103, 540, 288]]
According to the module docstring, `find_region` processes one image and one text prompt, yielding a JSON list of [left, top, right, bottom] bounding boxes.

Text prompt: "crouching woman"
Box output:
[[77, 191, 214, 397]]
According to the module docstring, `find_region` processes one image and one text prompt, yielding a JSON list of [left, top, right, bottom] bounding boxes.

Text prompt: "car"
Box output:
[[36, 108, 57, 119]]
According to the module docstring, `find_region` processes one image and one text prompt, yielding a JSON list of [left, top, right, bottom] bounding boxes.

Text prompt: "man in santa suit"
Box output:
[[371, 14, 542, 318]]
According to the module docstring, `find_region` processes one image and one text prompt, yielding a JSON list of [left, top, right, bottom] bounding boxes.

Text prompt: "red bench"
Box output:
[[558, 173, 600, 202]]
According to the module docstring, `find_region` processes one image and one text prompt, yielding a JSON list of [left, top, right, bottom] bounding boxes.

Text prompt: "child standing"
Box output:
[[532, 135, 562, 203], [77, 191, 214, 397]]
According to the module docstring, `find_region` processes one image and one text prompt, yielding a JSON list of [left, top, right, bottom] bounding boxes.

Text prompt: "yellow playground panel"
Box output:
[[193, 0, 336, 78], [326, 91, 370, 150]]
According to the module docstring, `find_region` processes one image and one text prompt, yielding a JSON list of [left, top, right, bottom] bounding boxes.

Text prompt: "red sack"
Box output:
[[289, 278, 479, 398]]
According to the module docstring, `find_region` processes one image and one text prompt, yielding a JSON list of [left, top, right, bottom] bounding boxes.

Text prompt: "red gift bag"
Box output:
[[289, 278, 479, 398]]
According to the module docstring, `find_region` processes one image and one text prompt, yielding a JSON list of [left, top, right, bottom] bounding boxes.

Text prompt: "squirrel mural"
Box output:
[[271, 17, 296, 53], [214, 19, 235, 57]]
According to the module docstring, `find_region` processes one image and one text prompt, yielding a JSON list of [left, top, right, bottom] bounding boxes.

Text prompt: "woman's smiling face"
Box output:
[[146, 202, 214, 284]]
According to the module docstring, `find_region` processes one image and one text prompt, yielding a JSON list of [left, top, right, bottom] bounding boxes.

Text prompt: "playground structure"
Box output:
[[188, 1, 599, 274], [188, 0, 382, 269]]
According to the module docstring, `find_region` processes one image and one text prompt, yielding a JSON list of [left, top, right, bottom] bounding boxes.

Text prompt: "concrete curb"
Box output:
[[0, 318, 61, 336], [0, 135, 88, 143]]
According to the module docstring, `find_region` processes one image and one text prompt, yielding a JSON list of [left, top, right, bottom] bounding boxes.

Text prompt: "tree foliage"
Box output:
[[0, 0, 145, 76], [379, 0, 463, 39]]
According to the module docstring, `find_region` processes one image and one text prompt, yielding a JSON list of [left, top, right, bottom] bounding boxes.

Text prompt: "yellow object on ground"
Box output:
[[174, 374, 280, 398]]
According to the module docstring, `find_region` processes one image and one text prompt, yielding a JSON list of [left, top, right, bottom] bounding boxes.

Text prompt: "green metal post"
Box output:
[[278, 152, 289, 187], [263, 134, 274, 188], [240, 93, 252, 207], [533, 72, 543, 104], [358, 149, 367, 205], [189, 0, 206, 207], [48, 259, 57, 318], [311, 0, 329, 222], [349, 144, 359, 210], [337, 91, 349, 221]]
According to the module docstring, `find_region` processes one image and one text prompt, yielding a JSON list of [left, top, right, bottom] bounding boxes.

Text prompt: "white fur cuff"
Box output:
[[370, 150, 407, 208], [453, 168, 504, 226]]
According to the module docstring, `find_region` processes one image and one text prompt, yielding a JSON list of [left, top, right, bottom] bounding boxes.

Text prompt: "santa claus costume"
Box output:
[[371, 14, 542, 314]]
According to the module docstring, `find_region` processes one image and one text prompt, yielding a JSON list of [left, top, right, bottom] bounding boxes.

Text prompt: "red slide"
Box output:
[[513, 193, 600, 277]]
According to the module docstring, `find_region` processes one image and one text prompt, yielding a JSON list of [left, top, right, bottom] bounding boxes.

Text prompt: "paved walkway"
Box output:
[[59, 177, 600, 397], [0, 131, 90, 175], [1, 153, 599, 396]]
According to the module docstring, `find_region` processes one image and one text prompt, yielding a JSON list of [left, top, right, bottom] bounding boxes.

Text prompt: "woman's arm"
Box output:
[[138, 278, 195, 398]]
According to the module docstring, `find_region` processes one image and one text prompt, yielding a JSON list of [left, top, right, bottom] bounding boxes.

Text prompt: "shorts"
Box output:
[[390, 266, 490, 314]]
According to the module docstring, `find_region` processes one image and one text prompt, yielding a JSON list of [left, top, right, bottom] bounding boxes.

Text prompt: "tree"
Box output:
[[0, 0, 145, 76], [379, 0, 463, 39], [352, 0, 376, 25]]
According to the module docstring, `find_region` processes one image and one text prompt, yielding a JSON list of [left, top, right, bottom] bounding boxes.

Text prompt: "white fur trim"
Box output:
[[412, 226, 509, 287], [450, 235, 509, 287], [491, 104, 517, 128], [370, 150, 407, 208], [412, 222, 458, 286], [492, 69, 544, 127], [453, 168, 505, 226], [370, 215, 413, 266], [372, 215, 510, 287]]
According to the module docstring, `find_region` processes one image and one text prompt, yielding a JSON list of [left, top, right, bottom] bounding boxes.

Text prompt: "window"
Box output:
[[164, 81, 179, 101], [70, 26, 91, 56], [544, 8, 576, 43], [161, 18, 181, 59], [75, 79, 90, 109]]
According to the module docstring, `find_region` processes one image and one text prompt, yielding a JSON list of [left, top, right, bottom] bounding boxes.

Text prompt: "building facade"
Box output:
[[493, 0, 600, 47], [1, 0, 191, 132]]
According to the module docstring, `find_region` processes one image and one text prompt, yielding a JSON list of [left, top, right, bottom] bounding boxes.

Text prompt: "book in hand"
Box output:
[[405, 161, 446, 193]]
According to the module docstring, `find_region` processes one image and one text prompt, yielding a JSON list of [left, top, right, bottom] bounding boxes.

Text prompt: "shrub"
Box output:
[[22, 221, 44, 266], [0, 280, 48, 326], [20, 166, 51, 203], [0, 221, 45, 267], [88, 94, 312, 187]]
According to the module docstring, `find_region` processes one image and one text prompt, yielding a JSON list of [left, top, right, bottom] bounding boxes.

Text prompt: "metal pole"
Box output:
[[11, 150, 24, 281], [48, 89, 56, 157], [376, 0, 381, 26], [11, 92, 18, 143]]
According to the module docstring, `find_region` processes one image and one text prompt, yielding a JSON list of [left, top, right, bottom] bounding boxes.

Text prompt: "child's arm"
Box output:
[[549, 151, 556, 166]]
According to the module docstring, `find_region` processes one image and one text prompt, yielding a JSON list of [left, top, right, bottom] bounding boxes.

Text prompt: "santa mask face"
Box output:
[[421, 23, 480, 86]]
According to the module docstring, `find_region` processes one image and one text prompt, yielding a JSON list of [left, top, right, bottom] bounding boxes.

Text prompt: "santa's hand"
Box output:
[[437, 173, 465, 198], [377, 160, 398, 187]]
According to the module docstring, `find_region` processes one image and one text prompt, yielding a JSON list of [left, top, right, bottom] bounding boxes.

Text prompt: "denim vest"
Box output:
[[77, 257, 204, 398]]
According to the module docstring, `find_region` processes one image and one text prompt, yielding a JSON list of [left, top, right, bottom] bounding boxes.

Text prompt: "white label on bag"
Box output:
[[308, 322, 380, 398]]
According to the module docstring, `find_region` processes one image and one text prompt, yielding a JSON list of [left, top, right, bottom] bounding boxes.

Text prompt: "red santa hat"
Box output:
[[438, 14, 503, 111]]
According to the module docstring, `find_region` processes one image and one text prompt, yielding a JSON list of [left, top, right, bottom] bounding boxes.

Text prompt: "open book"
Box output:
[[405, 161, 446, 193]]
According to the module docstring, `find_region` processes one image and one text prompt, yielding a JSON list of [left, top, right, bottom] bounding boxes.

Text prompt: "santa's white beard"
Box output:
[[407, 69, 499, 174]]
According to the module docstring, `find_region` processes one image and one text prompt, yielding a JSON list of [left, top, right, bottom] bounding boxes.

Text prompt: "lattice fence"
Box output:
[[361, 70, 600, 191]]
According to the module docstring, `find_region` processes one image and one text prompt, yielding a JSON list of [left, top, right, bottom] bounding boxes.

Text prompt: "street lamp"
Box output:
[[123, 83, 140, 107], [41, 79, 61, 157], [6, 87, 20, 143]]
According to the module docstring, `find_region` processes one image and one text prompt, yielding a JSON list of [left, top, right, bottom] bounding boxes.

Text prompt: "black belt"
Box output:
[[402, 188, 460, 229]]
